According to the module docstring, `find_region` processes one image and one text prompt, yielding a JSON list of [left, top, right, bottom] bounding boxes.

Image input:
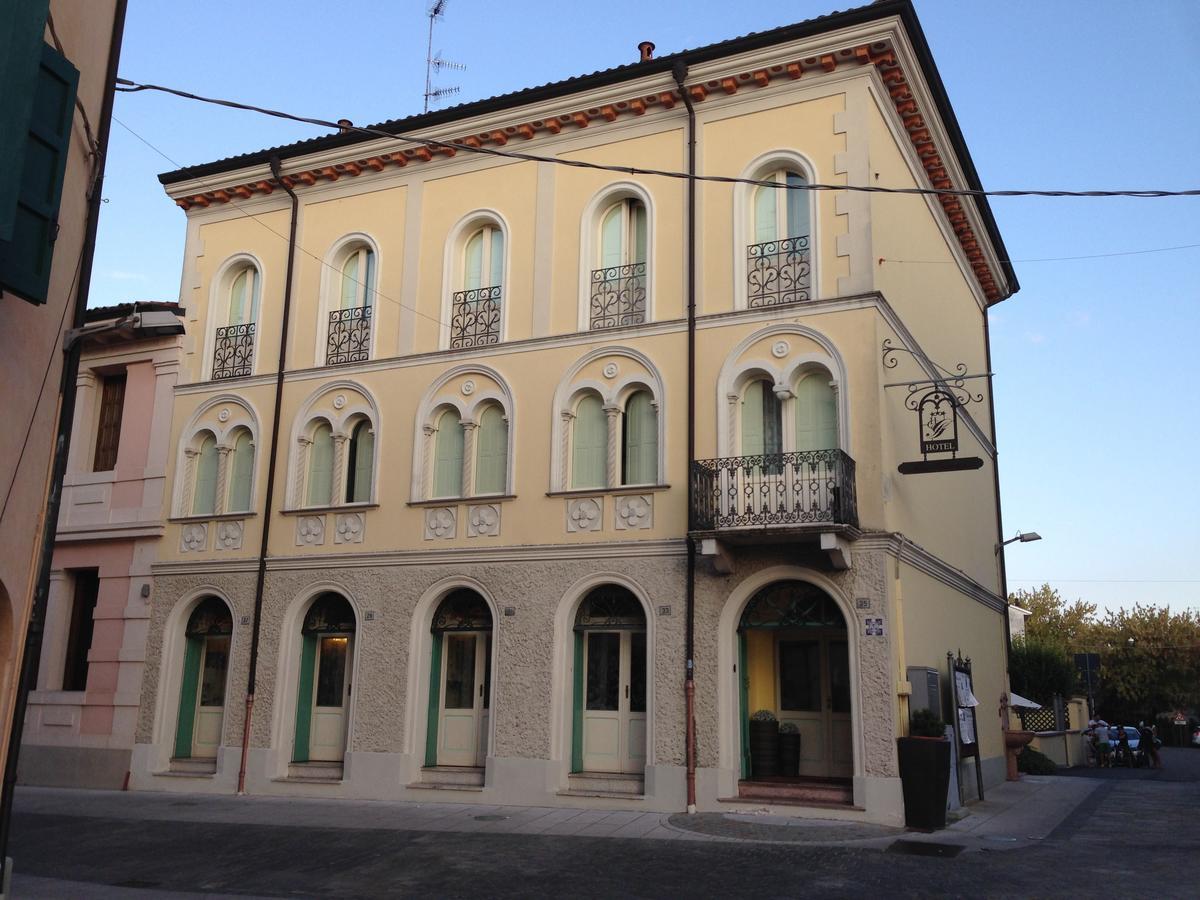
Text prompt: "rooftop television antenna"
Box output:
[[424, 1, 465, 113]]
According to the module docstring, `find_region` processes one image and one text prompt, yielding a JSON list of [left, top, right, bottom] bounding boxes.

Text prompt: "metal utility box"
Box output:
[[907, 666, 942, 718]]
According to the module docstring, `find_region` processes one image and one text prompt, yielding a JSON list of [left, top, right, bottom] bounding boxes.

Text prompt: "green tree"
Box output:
[[1009, 583, 1096, 651], [1092, 605, 1200, 721], [1008, 635, 1078, 705]]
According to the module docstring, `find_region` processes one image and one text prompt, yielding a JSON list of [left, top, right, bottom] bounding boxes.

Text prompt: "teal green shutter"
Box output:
[[785, 171, 809, 238], [349, 422, 374, 503], [622, 391, 657, 485], [0, 1, 52, 242], [424, 633, 443, 767], [795, 375, 838, 451], [192, 435, 219, 516], [173, 636, 203, 758], [292, 634, 317, 762], [571, 631, 584, 773], [227, 430, 254, 512], [753, 183, 777, 244], [475, 405, 508, 495], [741, 382, 765, 456], [0, 41, 79, 304], [433, 410, 464, 498], [306, 423, 334, 506], [572, 395, 607, 489]]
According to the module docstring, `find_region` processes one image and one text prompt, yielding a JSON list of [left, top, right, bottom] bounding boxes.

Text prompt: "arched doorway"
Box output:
[[572, 586, 647, 775], [293, 592, 356, 763], [425, 590, 492, 768], [738, 580, 852, 778], [173, 597, 232, 760]]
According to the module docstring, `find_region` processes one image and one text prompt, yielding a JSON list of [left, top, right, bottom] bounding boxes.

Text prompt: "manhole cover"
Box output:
[[473, 814, 509, 822], [886, 839, 965, 858]]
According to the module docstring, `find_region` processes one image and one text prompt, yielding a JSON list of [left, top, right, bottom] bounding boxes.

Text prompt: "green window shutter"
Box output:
[[753, 183, 777, 244], [600, 203, 623, 268], [424, 632, 443, 767], [0, 1, 51, 242], [622, 390, 657, 485], [227, 430, 254, 512], [474, 405, 508, 495], [348, 421, 374, 503], [632, 201, 647, 265], [0, 41, 80, 304], [192, 434, 219, 516], [572, 394, 606, 489], [571, 631, 584, 773], [785, 171, 809, 239], [433, 409, 464, 498], [488, 228, 504, 288], [306, 423, 334, 507], [228, 269, 249, 325], [741, 381, 765, 456], [795, 375, 838, 451], [173, 635, 203, 758], [362, 248, 375, 307], [292, 633, 317, 763], [463, 231, 483, 290], [339, 251, 359, 310]]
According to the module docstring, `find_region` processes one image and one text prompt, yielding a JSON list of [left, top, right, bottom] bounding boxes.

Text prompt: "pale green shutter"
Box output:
[[349, 421, 374, 503], [632, 201, 647, 264], [741, 382, 765, 456], [795, 375, 837, 451], [306, 423, 334, 507], [434, 409, 464, 498], [362, 249, 375, 307], [192, 434, 219, 516], [464, 231, 483, 290], [227, 430, 254, 512], [340, 251, 359, 309], [785, 171, 809, 239], [475, 405, 508, 495], [572, 395, 606, 489], [228, 269, 248, 325], [763, 386, 783, 456], [173, 636, 202, 758], [600, 204, 623, 268], [623, 391, 657, 485], [753, 184, 777, 243], [488, 228, 504, 288]]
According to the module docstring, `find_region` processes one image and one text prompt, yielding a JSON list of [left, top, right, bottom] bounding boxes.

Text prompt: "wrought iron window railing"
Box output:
[[326, 305, 372, 365], [747, 235, 812, 308], [690, 449, 857, 531], [212, 323, 255, 380], [450, 285, 502, 349], [589, 262, 647, 330]]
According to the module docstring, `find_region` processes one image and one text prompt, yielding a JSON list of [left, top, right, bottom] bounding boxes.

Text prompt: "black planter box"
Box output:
[[897, 737, 951, 830], [749, 720, 779, 778], [779, 732, 801, 777]]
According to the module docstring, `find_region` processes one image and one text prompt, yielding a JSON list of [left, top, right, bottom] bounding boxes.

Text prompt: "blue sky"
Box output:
[[90, 1, 1200, 614]]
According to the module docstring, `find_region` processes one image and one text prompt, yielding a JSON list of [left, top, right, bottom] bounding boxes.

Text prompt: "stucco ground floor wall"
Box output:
[[130, 536, 1005, 823]]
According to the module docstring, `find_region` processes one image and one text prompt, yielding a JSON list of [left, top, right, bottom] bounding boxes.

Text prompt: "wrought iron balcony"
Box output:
[[691, 449, 858, 532], [747, 235, 811, 308], [326, 305, 372, 365], [589, 262, 647, 330], [450, 285, 502, 349], [212, 323, 255, 380]]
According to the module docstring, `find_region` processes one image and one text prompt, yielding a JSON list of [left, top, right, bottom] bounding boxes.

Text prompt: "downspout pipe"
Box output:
[[0, 0, 129, 878], [236, 156, 298, 794], [983, 309, 1012, 696], [672, 60, 698, 815]]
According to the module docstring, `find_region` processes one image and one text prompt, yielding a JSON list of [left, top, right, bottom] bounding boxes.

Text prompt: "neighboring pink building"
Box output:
[[19, 302, 182, 787]]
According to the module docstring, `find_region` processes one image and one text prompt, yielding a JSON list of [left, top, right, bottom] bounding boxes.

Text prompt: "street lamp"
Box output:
[[63, 303, 185, 349], [996, 531, 1042, 554]]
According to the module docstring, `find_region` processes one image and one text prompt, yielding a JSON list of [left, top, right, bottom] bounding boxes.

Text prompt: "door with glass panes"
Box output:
[[777, 632, 852, 777], [582, 630, 646, 774], [438, 631, 491, 767], [309, 634, 353, 761], [192, 635, 229, 758]]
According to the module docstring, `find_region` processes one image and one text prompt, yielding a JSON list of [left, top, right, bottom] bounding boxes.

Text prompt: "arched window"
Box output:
[[740, 380, 783, 457], [192, 433, 219, 516], [746, 167, 812, 308], [213, 265, 260, 380], [433, 408, 465, 498], [474, 404, 508, 496], [345, 419, 375, 503], [338, 246, 374, 311], [306, 422, 334, 507], [794, 373, 837, 451], [451, 224, 504, 349], [590, 198, 648, 331], [227, 428, 254, 513], [571, 394, 607, 489], [326, 244, 375, 366], [753, 170, 809, 243], [621, 390, 657, 485]]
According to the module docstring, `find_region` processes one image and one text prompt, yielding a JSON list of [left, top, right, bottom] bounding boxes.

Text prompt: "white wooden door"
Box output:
[[777, 634, 853, 777], [438, 632, 490, 767], [309, 634, 353, 761], [192, 635, 228, 759], [582, 631, 646, 774]]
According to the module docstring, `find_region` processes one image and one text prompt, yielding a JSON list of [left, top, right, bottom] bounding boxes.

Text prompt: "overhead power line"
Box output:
[[114, 78, 1200, 200]]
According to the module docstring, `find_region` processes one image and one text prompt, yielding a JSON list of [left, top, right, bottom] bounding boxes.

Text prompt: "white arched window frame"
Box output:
[[287, 382, 382, 510], [318, 235, 381, 367], [441, 212, 509, 350], [205, 254, 264, 381], [733, 152, 819, 311], [578, 183, 655, 332], [171, 396, 262, 518]]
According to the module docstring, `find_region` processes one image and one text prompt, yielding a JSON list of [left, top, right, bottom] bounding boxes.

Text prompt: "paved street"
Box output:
[[9, 748, 1199, 898]]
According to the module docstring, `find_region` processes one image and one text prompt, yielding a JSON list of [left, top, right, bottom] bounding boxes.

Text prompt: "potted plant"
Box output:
[[749, 709, 780, 778], [897, 708, 951, 830], [778, 721, 801, 777]]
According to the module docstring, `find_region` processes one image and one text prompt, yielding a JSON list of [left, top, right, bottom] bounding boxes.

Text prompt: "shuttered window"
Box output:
[[475, 404, 508, 495], [464, 226, 504, 291], [346, 420, 374, 503], [752, 170, 809, 244], [794, 375, 838, 451], [741, 380, 782, 456], [306, 423, 334, 507], [192, 434, 219, 516], [340, 247, 374, 310], [227, 429, 254, 512], [92, 372, 126, 472], [433, 409, 465, 498], [572, 394, 607, 489], [599, 199, 647, 267], [621, 391, 657, 485]]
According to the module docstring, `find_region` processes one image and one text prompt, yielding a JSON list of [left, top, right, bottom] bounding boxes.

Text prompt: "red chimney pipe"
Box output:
[[638, 41, 655, 62]]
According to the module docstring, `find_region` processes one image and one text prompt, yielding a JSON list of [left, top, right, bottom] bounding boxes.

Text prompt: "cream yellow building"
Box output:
[[131, 0, 1018, 824]]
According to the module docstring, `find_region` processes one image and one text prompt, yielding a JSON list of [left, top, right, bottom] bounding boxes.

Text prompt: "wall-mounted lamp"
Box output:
[[996, 531, 1042, 554]]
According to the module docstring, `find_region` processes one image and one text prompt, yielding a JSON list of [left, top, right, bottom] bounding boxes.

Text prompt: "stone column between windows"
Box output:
[[559, 410, 575, 490], [604, 404, 621, 489], [214, 445, 233, 515], [421, 425, 436, 498], [460, 420, 478, 498], [725, 393, 740, 456], [330, 432, 349, 505], [293, 437, 312, 507], [40, 570, 70, 691], [180, 447, 199, 515]]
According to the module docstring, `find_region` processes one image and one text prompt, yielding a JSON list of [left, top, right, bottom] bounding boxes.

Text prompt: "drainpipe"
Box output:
[[0, 1, 129, 880], [672, 61, 698, 815], [236, 156, 298, 794]]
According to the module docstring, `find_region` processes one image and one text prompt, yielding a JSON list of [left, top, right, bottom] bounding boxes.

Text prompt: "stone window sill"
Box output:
[[407, 495, 516, 508], [280, 503, 379, 516], [546, 484, 670, 498], [169, 512, 256, 524]]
